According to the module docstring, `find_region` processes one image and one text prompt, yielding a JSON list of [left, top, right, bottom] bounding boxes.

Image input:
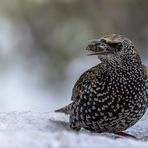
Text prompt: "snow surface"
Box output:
[[0, 111, 148, 148]]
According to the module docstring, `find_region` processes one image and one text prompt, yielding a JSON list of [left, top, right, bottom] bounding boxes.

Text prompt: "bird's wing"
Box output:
[[71, 64, 99, 101], [71, 64, 148, 102]]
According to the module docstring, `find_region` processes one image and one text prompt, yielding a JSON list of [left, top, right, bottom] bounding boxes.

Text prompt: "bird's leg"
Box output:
[[115, 131, 137, 139]]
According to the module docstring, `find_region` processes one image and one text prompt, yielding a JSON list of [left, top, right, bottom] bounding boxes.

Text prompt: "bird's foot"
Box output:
[[115, 131, 137, 139]]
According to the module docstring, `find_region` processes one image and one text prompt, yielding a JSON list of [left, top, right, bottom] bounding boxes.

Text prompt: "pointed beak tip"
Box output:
[[87, 39, 101, 44]]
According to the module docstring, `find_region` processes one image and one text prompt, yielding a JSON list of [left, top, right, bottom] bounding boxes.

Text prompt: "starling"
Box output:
[[55, 34, 148, 134]]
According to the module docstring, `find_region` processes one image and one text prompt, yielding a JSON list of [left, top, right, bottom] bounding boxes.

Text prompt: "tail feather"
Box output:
[[55, 103, 72, 114]]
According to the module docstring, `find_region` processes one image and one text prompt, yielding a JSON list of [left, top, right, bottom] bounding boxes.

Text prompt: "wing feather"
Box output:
[[71, 64, 99, 101]]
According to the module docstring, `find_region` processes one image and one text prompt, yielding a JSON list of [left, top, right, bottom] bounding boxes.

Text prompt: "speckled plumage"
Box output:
[[55, 34, 148, 133]]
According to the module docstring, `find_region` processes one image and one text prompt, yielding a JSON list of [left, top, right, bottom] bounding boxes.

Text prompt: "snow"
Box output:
[[0, 111, 148, 148]]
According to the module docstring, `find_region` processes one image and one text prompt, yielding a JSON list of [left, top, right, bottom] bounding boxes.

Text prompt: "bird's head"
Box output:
[[86, 34, 137, 63]]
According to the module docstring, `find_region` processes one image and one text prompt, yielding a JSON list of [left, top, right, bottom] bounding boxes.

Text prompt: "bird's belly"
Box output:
[[82, 109, 145, 133], [77, 91, 148, 133]]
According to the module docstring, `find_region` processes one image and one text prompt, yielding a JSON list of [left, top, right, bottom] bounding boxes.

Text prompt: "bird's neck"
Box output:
[[104, 53, 143, 73], [121, 53, 143, 70]]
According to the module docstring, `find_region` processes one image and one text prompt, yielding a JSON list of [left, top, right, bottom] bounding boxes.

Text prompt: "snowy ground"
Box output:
[[0, 111, 148, 148]]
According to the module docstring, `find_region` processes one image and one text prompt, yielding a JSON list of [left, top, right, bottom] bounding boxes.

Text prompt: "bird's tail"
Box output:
[[55, 103, 73, 115]]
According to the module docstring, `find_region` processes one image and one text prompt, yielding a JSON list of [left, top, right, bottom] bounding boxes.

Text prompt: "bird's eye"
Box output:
[[108, 42, 123, 52], [100, 39, 107, 43]]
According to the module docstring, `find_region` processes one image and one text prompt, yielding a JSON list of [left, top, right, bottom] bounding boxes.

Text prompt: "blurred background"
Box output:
[[0, 0, 148, 112]]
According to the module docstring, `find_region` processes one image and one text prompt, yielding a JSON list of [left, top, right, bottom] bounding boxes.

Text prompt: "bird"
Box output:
[[55, 34, 148, 137]]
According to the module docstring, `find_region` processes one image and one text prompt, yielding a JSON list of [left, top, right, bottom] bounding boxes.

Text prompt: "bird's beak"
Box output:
[[86, 39, 112, 56]]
